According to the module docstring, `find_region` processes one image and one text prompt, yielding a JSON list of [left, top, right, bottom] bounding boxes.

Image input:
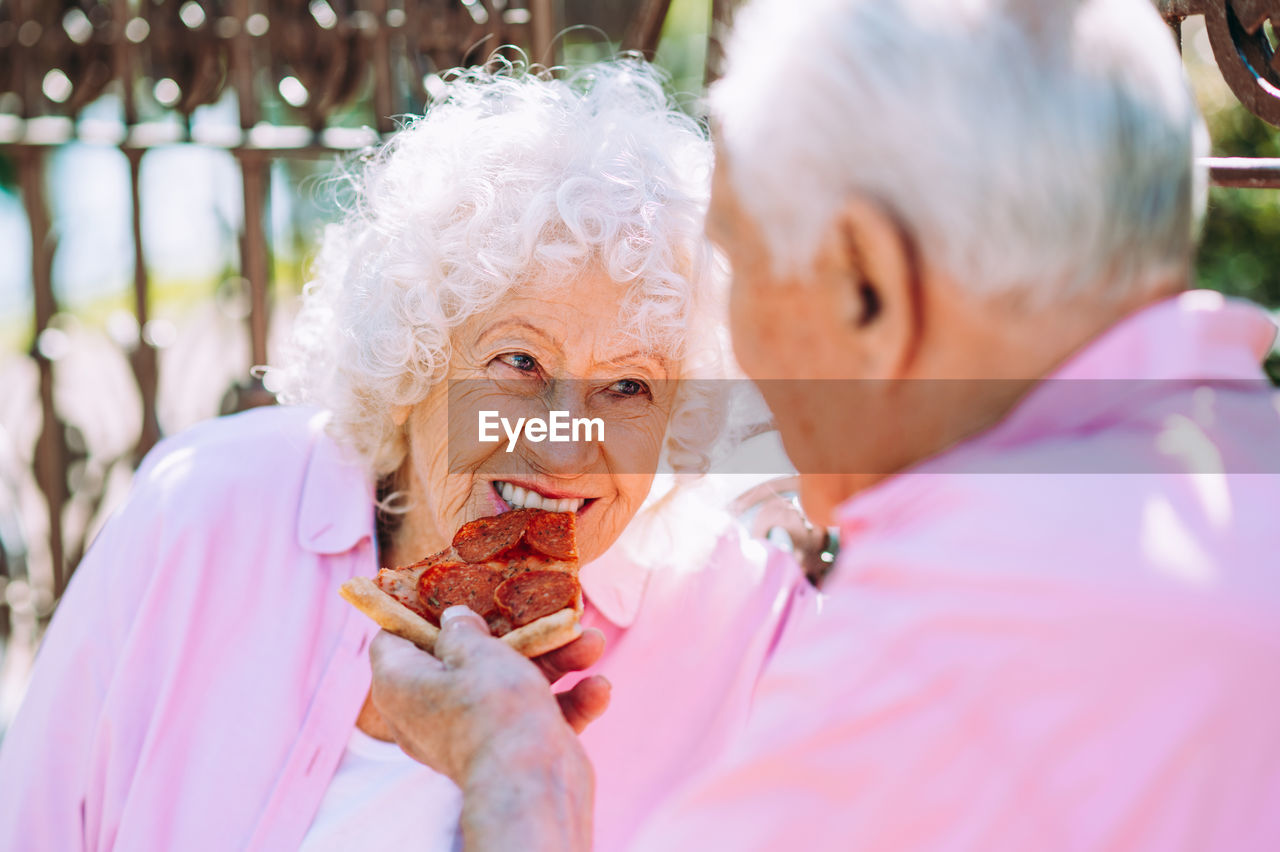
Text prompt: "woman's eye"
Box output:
[[497, 352, 539, 373], [609, 378, 651, 398]]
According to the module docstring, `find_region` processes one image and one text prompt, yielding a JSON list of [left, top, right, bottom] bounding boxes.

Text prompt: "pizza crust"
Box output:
[[340, 577, 441, 650], [339, 576, 582, 658], [501, 596, 584, 658]]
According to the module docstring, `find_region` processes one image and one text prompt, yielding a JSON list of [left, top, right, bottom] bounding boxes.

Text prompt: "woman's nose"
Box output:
[[520, 433, 601, 478], [520, 417, 603, 477], [517, 384, 604, 476]]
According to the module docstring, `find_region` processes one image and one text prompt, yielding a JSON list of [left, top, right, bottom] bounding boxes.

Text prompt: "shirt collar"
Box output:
[[1046, 290, 1276, 382], [835, 291, 1279, 531], [297, 411, 376, 555], [988, 291, 1277, 447]]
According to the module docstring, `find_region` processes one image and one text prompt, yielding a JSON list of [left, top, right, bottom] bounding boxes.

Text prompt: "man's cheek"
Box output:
[[730, 284, 782, 371], [729, 310, 764, 376], [732, 315, 784, 380]]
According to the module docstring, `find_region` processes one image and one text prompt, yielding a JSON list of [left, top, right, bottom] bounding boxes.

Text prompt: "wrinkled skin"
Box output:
[[359, 264, 676, 744], [370, 608, 608, 851]]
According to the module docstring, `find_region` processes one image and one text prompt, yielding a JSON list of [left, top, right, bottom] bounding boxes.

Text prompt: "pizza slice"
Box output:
[[340, 508, 583, 658]]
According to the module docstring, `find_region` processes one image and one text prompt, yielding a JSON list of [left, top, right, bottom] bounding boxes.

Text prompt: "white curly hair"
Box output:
[[274, 58, 727, 478]]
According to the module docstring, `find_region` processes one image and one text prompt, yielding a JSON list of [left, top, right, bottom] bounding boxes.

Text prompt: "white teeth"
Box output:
[[494, 482, 585, 514]]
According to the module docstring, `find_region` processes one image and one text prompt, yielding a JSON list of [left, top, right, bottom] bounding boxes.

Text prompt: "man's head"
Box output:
[[707, 0, 1208, 522]]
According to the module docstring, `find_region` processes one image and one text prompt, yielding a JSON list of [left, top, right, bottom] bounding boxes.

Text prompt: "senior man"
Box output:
[[368, 0, 1280, 848]]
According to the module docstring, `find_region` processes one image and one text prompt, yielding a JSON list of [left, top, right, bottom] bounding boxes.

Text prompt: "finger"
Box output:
[[535, 628, 606, 684], [434, 605, 515, 669], [556, 675, 612, 734], [368, 630, 445, 718], [370, 630, 445, 680]]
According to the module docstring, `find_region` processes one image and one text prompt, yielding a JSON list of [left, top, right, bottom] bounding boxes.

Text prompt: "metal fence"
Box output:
[[1164, 1, 1280, 189], [0, 0, 721, 640], [0, 0, 1277, 643]]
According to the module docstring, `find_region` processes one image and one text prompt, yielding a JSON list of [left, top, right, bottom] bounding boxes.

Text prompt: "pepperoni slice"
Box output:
[[495, 571, 580, 628], [524, 511, 578, 561], [452, 509, 532, 562], [417, 563, 504, 623]]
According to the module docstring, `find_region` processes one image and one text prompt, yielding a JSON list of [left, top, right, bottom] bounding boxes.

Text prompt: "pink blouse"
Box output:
[[0, 405, 802, 851]]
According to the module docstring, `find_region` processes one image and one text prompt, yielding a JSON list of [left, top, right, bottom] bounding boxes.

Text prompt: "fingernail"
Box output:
[[441, 605, 480, 626]]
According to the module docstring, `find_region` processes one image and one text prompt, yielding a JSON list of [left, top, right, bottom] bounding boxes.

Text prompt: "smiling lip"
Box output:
[[492, 480, 593, 514]]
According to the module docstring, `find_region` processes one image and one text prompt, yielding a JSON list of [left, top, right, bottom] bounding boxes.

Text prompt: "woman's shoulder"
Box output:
[[118, 405, 375, 545], [138, 405, 333, 493], [89, 404, 372, 589]]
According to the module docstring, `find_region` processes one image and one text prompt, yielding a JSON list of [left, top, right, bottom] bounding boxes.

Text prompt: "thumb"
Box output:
[[434, 605, 496, 668]]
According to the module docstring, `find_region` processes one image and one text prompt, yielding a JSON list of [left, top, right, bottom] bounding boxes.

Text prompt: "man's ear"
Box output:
[[826, 196, 922, 379], [391, 404, 412, 427]]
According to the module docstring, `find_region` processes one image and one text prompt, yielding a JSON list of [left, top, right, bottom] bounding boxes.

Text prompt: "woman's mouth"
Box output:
[[493, 481, 588, 514]]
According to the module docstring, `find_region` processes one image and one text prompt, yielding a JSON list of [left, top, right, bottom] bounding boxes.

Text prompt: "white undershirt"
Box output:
[[300, 726, 464, 852]]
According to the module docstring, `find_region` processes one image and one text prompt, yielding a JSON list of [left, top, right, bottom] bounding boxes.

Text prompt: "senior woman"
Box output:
[[0, 60, 801, 851]]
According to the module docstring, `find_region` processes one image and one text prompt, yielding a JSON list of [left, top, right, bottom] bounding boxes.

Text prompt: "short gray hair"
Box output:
[[711, 0, 1208, 304]]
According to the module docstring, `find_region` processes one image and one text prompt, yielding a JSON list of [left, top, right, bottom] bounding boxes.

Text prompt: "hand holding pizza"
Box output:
[[370, 607, 610, 773], [370, 607, 604, 852]]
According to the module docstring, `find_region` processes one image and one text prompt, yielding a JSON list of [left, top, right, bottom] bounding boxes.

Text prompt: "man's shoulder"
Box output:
[[761, 469, 1280, 744], [853, 468, 1280, 582], [821, 467, 1280, 679]]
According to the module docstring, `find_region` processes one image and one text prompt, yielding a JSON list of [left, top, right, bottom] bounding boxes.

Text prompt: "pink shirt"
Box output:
[[634, 292, 1280, 850], [0, 406, 801, 851]]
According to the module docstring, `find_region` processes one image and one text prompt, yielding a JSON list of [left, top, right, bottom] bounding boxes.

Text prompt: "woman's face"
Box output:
[[391, 267, 678, 566]]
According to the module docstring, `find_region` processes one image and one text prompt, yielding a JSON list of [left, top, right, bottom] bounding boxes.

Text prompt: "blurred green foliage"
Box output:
[[1197, 117, 1280, 308], [1176, 18, 1280, 378], [0, 154, 13, 195]]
